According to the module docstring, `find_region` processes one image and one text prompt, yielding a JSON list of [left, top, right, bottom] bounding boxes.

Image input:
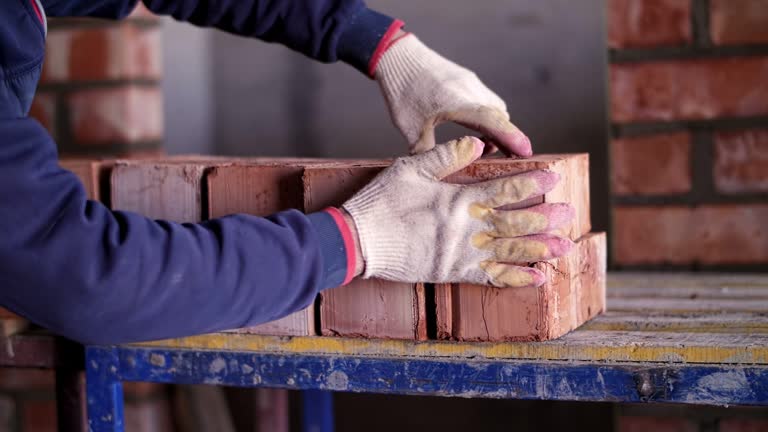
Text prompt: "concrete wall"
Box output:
[[162, 20, 214, 155]]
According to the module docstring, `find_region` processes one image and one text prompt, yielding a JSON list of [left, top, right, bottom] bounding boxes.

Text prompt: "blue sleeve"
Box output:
[[0, 117, 350, 344], [40, 0, 396, 72]]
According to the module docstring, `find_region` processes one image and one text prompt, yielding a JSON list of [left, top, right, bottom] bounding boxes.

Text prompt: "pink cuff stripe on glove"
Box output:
[[323, 207, 357, 285], [367, 19, 406, 78]]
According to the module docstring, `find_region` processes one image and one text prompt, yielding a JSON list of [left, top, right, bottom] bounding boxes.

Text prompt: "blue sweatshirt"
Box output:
[[0, 0, 399, 344]]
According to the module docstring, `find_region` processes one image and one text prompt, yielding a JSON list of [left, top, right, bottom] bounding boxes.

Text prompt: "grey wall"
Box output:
[[162, 0, 609, 229], [162, 19, 214, 155]]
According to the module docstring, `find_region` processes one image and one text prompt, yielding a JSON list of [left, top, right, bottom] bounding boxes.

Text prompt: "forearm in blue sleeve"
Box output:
[[40, 0, 397, 72], [0, 118, 348, 344]]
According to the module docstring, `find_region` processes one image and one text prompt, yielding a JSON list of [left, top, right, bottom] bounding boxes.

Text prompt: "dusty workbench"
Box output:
[[85, 273, 768, 431]]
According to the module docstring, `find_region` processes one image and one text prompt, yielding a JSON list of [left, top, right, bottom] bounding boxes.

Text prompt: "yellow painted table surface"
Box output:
[[134, 273, 768, 366]]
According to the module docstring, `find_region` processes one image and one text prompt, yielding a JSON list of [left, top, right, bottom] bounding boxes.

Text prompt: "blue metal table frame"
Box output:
[[85, 273, 768, 431], [85, 336, 768, 431]]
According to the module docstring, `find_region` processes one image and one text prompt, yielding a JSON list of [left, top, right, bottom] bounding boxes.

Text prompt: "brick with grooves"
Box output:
[[611, 132, 691, 196], [610, 57, 768, 123], [303, 162, 428, 340], [714, 129, 768, 193], [710, 0, 768, 45], [607, 0, 692, 48]]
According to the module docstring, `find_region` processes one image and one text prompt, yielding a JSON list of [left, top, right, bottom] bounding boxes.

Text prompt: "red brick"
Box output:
[[43, 25, 161, 83], [607, 0, 692, 48], [614, 206, 695, 265], [437, 232, 606, 342], [711, 0, 768, 45], [207, 163, 315, 336], [617, 416, 697, 432], [610, 57, 768, 123], [720, 418, 768, 432], [29, 93, 56, 136], [303, 162, 428, 340], [434, 154, 597, 341], [124, 398, 174, 432], [59, 159, 112, 200], [68, 86, 163, 145], [697, 206, 768, 264], [0, 369, 54, 392], [301, 155, 593, 341], [613, 205, 768, 265], [714, 129, 768, 193], [22, 398, 57, 432], [111, 162, 206, 222], [445, 154, 592, 240], [612, 132, 692, 196]]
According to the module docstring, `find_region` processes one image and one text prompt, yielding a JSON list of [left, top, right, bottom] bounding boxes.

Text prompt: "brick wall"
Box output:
[[29, 4, 163, 157], [608, 0, 768, 269]]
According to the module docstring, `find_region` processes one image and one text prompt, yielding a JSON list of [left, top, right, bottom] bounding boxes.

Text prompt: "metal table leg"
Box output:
[[85, 346, 125, 432], [302, 390, 334, 432]]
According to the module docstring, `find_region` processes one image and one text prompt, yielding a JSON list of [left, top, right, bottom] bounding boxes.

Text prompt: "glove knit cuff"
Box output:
[[375, 35, 433, 98], [342, 182, 410, 280]]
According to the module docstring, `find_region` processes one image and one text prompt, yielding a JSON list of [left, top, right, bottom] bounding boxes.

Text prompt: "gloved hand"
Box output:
[[341, 136, 574, 288], [374, 34, 532, 157]]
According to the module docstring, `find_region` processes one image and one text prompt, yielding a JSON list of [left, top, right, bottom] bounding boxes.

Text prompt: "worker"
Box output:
[[0, 0, 575, 344]]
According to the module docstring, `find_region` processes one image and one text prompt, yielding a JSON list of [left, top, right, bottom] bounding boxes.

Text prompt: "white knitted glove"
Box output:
[[342, 137, 574, 288], [375, 35, 532, 157]]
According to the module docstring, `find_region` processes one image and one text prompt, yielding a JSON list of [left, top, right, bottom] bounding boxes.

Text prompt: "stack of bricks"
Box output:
[[434, 155, 604, 341], [608, 0, 768, 269], [29, 3, 163, 157], [106, 153, 605, 342]]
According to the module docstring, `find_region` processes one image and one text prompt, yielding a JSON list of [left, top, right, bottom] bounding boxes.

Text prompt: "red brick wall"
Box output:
[[608, 0, 768, 269], [29, 4, 163, 157]]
